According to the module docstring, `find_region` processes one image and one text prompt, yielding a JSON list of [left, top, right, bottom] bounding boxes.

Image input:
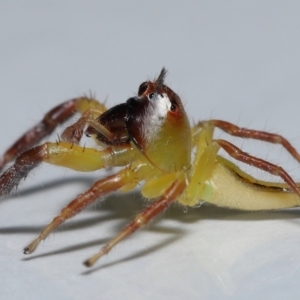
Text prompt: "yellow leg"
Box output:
[[73, 96, 107, 115], [0, 142, 137, 196], [0, 96, 107, 171], [45, 142, 136, 171], [180, 122, 220, 206]]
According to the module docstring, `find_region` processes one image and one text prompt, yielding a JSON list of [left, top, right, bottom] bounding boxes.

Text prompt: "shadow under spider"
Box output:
[[81, 232, 184, 275], [2, 175, 97, 200], [1, 176, 300, 269]]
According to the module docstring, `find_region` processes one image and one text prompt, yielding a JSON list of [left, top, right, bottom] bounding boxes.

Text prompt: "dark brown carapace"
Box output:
[[1, 68, 300, 267]]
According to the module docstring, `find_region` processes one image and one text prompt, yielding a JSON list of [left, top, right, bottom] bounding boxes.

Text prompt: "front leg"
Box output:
[[0, 97, 107, 172], [0, 142, 136, 197]]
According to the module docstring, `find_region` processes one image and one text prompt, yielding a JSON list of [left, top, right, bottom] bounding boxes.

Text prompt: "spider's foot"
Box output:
[[23, 239, 40, 254], [23, 247, 31, 255], [83, 250, 106, 267]]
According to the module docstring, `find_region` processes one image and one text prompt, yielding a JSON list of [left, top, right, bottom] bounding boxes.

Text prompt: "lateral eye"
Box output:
[[138, 82, 148, 96], [170, 101, 177, 112]]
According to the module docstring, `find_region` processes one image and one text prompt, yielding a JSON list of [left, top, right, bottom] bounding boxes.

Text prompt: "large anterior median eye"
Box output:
[[148, 93, 155, 100], [148, 93, 165, 101]]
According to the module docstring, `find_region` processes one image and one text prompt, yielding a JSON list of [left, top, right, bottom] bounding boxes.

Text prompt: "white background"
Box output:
[[1, 2, 300, 299]]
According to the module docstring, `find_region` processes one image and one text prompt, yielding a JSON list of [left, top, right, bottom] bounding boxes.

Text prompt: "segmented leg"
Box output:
[[0, 141, 135, 197], [184, 122, 300, 208], [84, 176, 186, 267], [61, 109, 115, 144], [201, 120, 300, 163], [24, 168, 137, 254], [0, 97, 106, 172], [216, 139, 300, 197]]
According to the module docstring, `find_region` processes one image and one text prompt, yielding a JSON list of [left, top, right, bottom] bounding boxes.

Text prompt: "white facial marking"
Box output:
[[142, 93, 171, 145], [150, 93, 171, 118]]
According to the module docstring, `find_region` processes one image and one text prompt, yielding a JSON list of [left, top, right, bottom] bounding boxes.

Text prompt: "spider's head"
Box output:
[[126, 68, 191, 172]]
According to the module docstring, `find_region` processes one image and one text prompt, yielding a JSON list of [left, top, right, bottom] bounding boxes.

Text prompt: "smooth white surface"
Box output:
[[1, 2, 300, 299]]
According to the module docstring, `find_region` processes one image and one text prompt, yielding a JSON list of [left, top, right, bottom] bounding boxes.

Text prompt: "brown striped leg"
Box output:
[[206, 119, 300, 163], [24, 170, 134, 254], [0, 100, 76, 171], [216, 139, 300, 197], [0, 97, 105, 172], [84, 177, 186, 267]]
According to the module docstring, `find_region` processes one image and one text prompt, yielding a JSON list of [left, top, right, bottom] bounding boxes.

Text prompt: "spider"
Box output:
[[1, 68, 300, 268]]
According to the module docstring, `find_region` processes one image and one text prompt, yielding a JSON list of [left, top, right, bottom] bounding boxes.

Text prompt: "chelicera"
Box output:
[[1, 68, 300, 267]]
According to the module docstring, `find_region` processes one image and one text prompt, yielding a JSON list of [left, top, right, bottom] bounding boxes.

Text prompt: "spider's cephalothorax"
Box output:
[[86, 68, 191, 173], [126, 70, 191, 173], [1, 68, 300, 267]]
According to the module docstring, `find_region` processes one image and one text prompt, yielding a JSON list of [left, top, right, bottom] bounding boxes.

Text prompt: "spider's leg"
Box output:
[[83, 175, 186, 267], [203, 119, 300, 163], [0, 141, 135, 197], [179, 122, 220, 206], [60, 108, 115, 144], [216, 139, 300, 197], [0, 97, 106, 171], [23, 167, 139, 254], [182, 124, 300, 209]]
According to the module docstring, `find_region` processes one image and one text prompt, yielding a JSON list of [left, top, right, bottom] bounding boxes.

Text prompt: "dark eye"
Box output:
[[138, 82, 148, 96], [170, 102, 177, 112], [149, 93, 155, 99]]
